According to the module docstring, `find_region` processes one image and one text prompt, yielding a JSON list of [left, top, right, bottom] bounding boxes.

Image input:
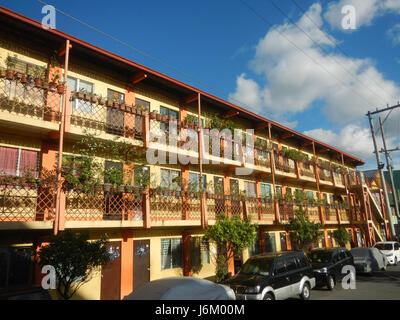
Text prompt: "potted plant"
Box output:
[[49, 73, 59, 90], [20, 72, 29, 84], [156, 112, 162, 121], [5, 54, 17, 79], [97, 95, 106, 105], [32, 66, 44, 87], [57, 81, 65, 94], [150, 110, 157, 120]]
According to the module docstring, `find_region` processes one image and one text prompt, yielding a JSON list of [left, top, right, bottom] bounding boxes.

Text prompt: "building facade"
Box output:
[[0, 7, 392, 299]]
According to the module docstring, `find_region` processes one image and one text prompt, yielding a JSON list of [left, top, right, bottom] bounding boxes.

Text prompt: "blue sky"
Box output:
[[2, 0, 400, 169]]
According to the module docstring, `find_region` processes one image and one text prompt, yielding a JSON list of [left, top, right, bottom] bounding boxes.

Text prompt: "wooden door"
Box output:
[[100, 241, 121, 300], [133, 240, 150, 291]]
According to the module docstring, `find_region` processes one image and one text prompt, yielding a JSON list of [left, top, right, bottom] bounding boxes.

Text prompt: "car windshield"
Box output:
[[239, 257, 273, 277], [308, 251, 333, 263], [375, 243, 393, 251]]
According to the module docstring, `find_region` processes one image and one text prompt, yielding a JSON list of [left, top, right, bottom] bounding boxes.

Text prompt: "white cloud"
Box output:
[[304, 124, 374, 160], [228, 2, 400, 123], [387, 23, 400, 45], [324, 0, 400, 30]]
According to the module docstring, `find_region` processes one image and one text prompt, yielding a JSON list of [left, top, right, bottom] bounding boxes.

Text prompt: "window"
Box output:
[[159, 106, 178, 133], [249, 235, 261, 257], [67, 77, 94, 113], [104, 161, 123, 185], [106, 89, 125, 136], [296, 256, 309, 268], [134, 166, 150, 187], [161, 238, 182, 270], [189, 172, 207, 192], [160, 169, 181, 190], [230, 179, 239, 195], [274, 260, 287, 274], [135, 98, 150, 137], [261, 184, 272, 199], [265, 233, 276, 253], [280, 232, 287, 251], [286, 257, 298, 271], [190, 236, 210, 266], [0, 146, 39, 178], [306, 191, 314, 200], [394, 243, 400, 251], [244, 181, 256, 198], [214, 176, 224, 194]]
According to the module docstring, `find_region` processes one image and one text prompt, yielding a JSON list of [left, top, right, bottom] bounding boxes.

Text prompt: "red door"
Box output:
[[133, 240, 150, 291], [100, 241, 121, 300]]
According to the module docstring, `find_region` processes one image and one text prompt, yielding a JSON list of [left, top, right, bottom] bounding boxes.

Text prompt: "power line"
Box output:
[[290, 0, 397, 104], [270, 0, 390, 106], [239, 0, 377, 109], [36, 0, 268, 119]]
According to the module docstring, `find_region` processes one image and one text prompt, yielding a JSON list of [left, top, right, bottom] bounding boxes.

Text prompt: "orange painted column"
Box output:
[[256, 181, 262, 220], [120, 230, 134, 299], [223, 173, 231, 217], [124, 85, 136, 139], [32, 237, 49, 287], [259, 228, 266, 253], [36, 141, 58, 221], [182, 230, 192, 276], [181, 165, 190, 220], [323, 229, 330, 248], [227, 244, 235, 276], [45, 65, 63, 122]]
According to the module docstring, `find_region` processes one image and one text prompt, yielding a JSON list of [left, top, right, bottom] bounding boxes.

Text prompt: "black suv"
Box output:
[[308, 248, 355, 290], [225, 251, 316, 300]]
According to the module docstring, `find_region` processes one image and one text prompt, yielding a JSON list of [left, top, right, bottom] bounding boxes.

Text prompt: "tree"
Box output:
[[38, 230, 111, 300], [204, 214, 257, 282], [286, 208, 323, 252], [332, 227, 351, 247]]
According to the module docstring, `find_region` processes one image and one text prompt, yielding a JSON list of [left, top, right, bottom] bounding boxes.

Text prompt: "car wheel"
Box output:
[[300, 283, 310, 300], [263, 293, 275, 301], [327, 276, 335, 290]]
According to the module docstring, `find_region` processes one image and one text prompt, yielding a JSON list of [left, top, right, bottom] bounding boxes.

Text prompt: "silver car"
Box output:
[[350, 247, 388, 273]]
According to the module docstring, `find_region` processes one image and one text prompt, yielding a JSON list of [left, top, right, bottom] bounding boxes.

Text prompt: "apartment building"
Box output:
[[0, 7, 392, 299]]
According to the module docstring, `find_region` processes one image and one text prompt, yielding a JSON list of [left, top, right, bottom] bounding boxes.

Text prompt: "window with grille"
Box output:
[[161, 238, 182, 270], [106, 89, 125, 136], [244, 181, 256, 198], [265, 233, 276, 253], [67, 77, 94, 113], [159, 106, 178, 133], [190, 236, 210, 266], [260, 183, 271, 199], [160, 169, 181, 190], [189, 172, 207, 192], [0, 146, 39, 178]]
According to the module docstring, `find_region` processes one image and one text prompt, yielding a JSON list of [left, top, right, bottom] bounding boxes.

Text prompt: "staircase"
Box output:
[[349, 172, 387, 245]]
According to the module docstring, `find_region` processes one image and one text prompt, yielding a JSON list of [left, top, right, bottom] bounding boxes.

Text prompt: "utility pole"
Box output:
[[379, 116, 400, 219], [367, 111, 396, 239]]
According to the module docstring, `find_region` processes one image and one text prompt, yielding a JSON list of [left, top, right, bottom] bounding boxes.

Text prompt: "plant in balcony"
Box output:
[[284, 192, 294, 203], [32, 66, 44, 87], [150, 110, 157, 120], [156, 112, 162, 121], [332, 228, 351, 247], [136, 104, 147, 116], [5, 54, 17, 79], [97, 95, 106, 105], [338, 166, 349, 175], [57, 80, 65, 95]]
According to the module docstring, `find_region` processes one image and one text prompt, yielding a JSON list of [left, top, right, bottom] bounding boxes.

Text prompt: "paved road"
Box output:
[[309, 264, 400, 300]]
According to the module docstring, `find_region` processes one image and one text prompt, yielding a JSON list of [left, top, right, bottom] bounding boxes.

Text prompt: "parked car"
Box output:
[[350, 247, 388, 274], [224, 251, 316, 300], [373, 241, 400, 265], [308, 248, 355, 290], [123, 277, 236, 300]]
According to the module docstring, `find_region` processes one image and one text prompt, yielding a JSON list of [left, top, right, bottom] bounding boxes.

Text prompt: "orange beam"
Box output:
[[280, 133, 294, 140], [131, 71, 147, 85], [301, 141, 313, 147], [223, 110, 239, 119], [58, 43, 72, 57], [256, 122, 268, 131], [319, 148, 330, 153], [184, 93, 198, 104]]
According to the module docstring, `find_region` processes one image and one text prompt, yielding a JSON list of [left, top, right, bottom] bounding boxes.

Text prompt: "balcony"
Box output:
[[274, 152, 296, 176], [0, 74, 61, 132], [69, 91, 144, 145], [318, 168, 333, 185], [324, 205, 338, 223]]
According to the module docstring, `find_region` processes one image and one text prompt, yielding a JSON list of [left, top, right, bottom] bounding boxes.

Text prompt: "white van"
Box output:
[[374, 241, 400, 265]]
